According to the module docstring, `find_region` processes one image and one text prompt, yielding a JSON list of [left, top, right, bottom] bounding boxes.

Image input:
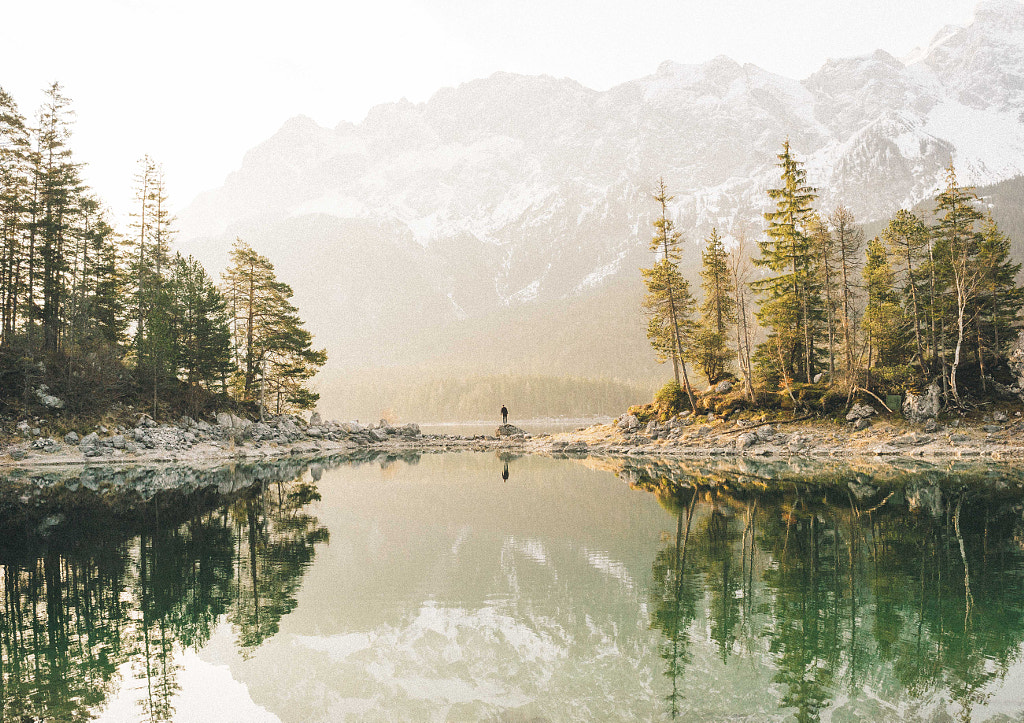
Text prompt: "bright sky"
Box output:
[[2, 0, 985, 225]]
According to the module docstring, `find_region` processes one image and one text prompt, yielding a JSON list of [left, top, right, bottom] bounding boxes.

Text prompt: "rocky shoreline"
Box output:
[[5, 403, 1024, 470]]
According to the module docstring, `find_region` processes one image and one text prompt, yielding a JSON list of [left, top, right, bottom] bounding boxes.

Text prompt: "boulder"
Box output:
[[368, 429, 388, 442], [715, 380, 733, 394], [495, 424, 527, 438], [63, 431, 79, 445], [994, 411, 1008, 423], [15, 420, 30, 436], [8, 448, 27, 461], [306, 426, 323, 438], [309, 412, 323, 426], [617, 415, 640, 432], [846, 404, 876, 422], [853, 418, 871, 431], [902, 382, 941, 423], [398, 423, 421, 437], [736, 432, 758, 450], [111, 435, 126, 449], [563, 441, 588, 453], [755, 424, 776, 442]]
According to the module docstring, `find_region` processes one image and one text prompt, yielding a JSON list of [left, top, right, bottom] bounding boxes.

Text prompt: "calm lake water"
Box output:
[[3, 453, 1024, 722]]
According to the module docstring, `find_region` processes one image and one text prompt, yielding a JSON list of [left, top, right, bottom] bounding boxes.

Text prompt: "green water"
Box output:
[[2, 453, 1024, 721]]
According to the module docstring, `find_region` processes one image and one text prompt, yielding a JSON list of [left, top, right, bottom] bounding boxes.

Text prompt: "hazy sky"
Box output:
[[3, 0, 987, 224]]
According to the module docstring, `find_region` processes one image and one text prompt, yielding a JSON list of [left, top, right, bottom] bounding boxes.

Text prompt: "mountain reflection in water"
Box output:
[[0, 454, 1023, 722]]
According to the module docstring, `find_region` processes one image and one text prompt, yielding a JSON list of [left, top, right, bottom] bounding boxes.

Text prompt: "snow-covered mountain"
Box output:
[[178, 0, 1024, 408]]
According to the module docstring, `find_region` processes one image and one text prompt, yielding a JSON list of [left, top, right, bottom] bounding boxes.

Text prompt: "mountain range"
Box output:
[[178, 0, 1024, 419]]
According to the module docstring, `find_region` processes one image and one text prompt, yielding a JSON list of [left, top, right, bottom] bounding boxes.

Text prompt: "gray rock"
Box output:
[[924, 418, 938, 433], [846, 404, 876, 421], [983, 424, 1003, 433], [853, 417, 871, 431], [755, 425, 776, 442], [309, 412, 323, 426], [34, 386, 65, 409], [368, 429, 388, 442], [813, 372, 824, 383], [495, 424, 527, 438], [994, 411, 1009, 423], [8, 448, 27, 460], [1009, 329, 1024, 390], [902, 382, 941, 423], [111, 435, 126, 449], [563, 441, 588, 453], [736, 432, 758, 450], [617, 414, 640, 431], [894, 432, 931, 446], [398, 423, 421, 437], [306, 426, 323, 438], [63, 431, 79, 444], [310, 464, 324, 481], [715, 380, 733, 394], [30, 428, 41, 437]]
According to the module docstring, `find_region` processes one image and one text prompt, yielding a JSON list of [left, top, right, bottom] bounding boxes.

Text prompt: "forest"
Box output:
[[0, 84, 325, 421], [642, 139, 1024, 415]]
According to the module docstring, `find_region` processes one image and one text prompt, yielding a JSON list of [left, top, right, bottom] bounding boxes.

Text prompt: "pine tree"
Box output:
[[220, 239, 326, 415], [753, 140, 821, 385], [692, 227, 736, 384], [810, 213, 837, 379], [168, 254, 233, 392], [0, 87, 30, 344], [976, 216, 1023, 374], [934, 162, 984, 406], [33, 82, 82, 352], [863, 237, 911, 371], [829, 205, 863, 384], [642, 179, 697, 410], [882, 209, 929, 375]]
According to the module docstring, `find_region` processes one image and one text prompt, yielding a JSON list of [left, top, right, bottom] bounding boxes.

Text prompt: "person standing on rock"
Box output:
[[501, 405, 508, 425]]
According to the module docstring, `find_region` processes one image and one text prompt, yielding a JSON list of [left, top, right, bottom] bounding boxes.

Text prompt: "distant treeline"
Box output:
[[0, 84, 324, 418], [325, 372, 656, 423]]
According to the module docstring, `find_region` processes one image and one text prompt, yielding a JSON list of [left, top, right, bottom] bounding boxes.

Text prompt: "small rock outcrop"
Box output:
[[496, 424, 527, 438], [714, 380, 733, 394]]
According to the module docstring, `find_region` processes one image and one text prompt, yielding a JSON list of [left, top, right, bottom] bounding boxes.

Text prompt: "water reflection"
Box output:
[[634, 460, 1024, 722], [2, 453, 1024, 722], [0, 459, 330, 722]]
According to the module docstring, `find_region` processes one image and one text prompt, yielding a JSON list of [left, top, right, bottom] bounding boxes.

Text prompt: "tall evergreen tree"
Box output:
[[975, 216, 1023, 375], [753, 140, 821, 385], [168, 254, 233, 393], [882, 209, 929, 375], [642, 179, 697, 410], [0, 87, 30, 344], [863, 237, 911, 371], [829, 205, 863, 384], [692, 227, 736, 384], [32, 82, 82, 352], [934, 162, 983, 406], [220, 239, 326, 415]]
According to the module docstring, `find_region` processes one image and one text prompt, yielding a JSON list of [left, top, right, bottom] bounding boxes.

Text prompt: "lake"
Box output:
[[3, 453, 1024, 721]]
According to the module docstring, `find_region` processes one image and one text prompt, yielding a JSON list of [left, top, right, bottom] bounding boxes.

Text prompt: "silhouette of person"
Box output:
[[502, 461, 509, 482], [501, 405, 508, 424]]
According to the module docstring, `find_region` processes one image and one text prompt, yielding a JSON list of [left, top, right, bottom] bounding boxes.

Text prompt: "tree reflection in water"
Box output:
[[0, 459, 329, 722], [637, 461, 1024, 722]]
